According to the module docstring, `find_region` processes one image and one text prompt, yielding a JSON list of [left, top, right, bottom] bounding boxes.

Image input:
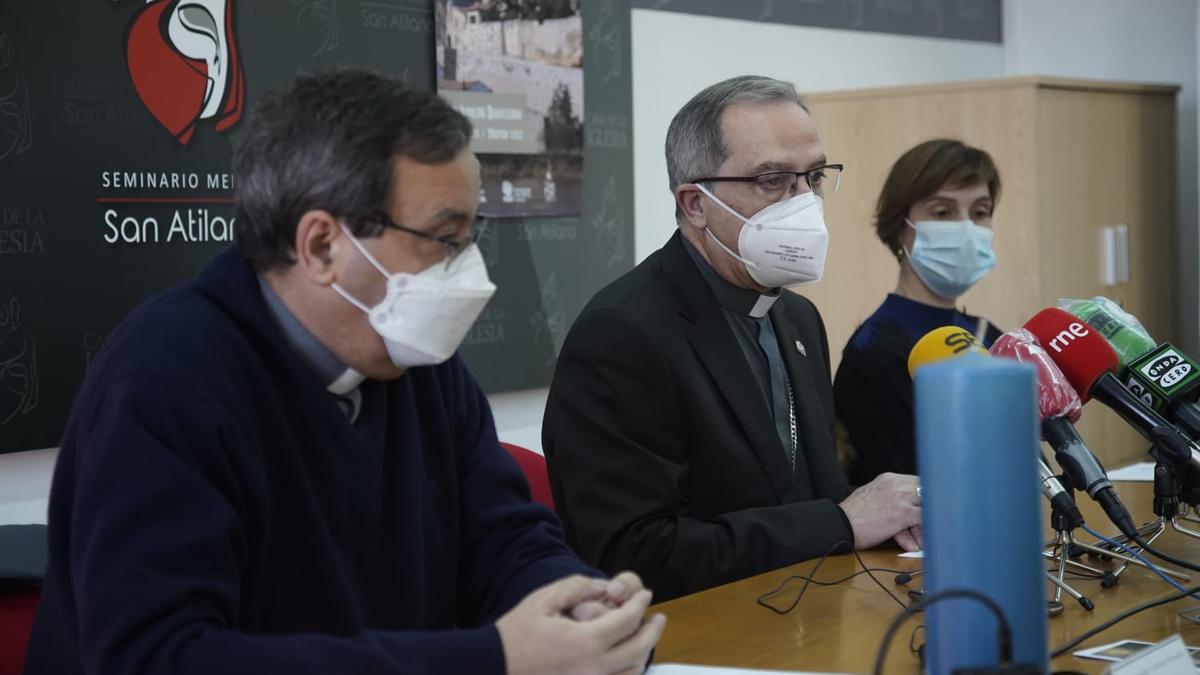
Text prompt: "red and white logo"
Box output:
[[126, 0, 245, 144]]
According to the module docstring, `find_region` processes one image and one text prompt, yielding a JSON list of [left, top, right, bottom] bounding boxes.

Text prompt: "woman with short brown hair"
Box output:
[[835, 139, 1003, 485]]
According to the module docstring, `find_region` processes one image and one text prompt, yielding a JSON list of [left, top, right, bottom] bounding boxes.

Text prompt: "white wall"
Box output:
[[632, 9, 1007, 260], [0, 448, 55, 525], [1002, 0, 1200, 355], [487, 388, 550, 454]]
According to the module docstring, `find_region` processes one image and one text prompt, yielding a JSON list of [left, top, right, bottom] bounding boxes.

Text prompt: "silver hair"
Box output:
[[665, 75, 808, 220]]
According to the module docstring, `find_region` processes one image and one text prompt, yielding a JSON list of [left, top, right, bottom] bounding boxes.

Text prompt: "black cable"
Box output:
[[1060, 572, 1107, 581], [852, 549, 911, 611], [755, 541, 912, 615], [1051, 580, 1200, 657], [874, 588, 1013, 675], [1044, 565, 1105, 581], [1130, 535, 1200, 574], [908, 623, 926, 660], [755, 540, 847, 615], [831, 568, 909, 584], [760, 566, 909, 593]]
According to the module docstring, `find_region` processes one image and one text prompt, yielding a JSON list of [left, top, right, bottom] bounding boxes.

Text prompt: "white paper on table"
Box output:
[[1073, 636, 1200, 666], [898, 551, 924, 558], [1107, 461, 1156, 482], [1108, 635, 1196, 675], [647, 665, 846, 675]]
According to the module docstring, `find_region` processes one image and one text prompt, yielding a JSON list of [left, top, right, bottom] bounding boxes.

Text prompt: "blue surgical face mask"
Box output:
[[903, 219, 996, 299]]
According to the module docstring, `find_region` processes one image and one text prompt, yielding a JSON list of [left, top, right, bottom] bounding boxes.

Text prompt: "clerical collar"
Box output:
[[258, 277, 366, 395], [682, 236, 780, 318]]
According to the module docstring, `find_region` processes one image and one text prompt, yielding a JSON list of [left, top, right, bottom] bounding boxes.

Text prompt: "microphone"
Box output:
[[1066, 298, 1200, 440], [990, 329, 1129, 534], [906, 325, 987, 379], [989, 329, 1081, 422], [1126, 344, 1200, 440], [1061, 297, 1156, 376], [1024, 308, 1200, 475], [1059, 301, 1200, 575], [1037, 455, 1084, 529]]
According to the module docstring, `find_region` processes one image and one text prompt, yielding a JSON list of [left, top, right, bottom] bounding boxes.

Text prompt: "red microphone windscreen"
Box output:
[[990, 329, 1083, 422], [1023, 308, 1120, 403]]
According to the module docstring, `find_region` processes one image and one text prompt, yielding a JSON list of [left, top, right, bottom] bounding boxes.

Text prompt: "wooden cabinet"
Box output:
[[803, 77, 1179, 468]]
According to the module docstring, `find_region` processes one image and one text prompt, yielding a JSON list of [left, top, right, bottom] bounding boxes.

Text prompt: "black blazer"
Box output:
[[543, 232, 854, 601]]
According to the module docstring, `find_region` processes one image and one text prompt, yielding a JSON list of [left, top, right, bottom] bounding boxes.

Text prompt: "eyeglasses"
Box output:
[[691, 163, 844, 198], [358, 211, 488, 270]]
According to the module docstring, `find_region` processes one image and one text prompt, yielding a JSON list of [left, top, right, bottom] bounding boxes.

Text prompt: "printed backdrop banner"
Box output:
[[631, 0, 1002, 42], [0, 0, 634, 453]]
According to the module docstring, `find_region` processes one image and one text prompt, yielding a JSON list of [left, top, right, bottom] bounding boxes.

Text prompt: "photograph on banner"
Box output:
[[436, 0, 584, 218]]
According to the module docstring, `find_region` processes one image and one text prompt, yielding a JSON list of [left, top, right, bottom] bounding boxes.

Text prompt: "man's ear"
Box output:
[[293, 210, 341, 284], [675, 183, 707, 229]]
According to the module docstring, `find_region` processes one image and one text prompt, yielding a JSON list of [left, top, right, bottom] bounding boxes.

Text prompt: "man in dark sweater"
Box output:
[[23, 71, 663, 675]]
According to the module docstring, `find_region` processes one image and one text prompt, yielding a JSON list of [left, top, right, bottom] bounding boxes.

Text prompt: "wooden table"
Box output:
[[651, 482, 1200, 673]]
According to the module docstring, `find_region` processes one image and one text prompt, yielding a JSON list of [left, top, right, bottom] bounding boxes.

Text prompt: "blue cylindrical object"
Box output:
[[916, 353, 1047, 674]]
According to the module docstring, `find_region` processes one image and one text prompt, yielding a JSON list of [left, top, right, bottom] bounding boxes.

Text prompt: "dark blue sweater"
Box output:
[[24, 249, 592, 675], [834, 294, 1002, 485]]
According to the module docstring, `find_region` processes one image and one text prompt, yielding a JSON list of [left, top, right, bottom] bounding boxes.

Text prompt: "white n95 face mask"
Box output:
[[332, 223, 496, 369], [694, 184, 829, 288]]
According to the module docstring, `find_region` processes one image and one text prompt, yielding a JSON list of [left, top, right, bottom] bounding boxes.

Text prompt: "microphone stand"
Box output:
[[1169, 458, 1200, 616], [1177, 504, 1200, 533], [1042, 482, 1095, 612], [1174, 463, 1200, 534], [1094, 459, 1194, 584]]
